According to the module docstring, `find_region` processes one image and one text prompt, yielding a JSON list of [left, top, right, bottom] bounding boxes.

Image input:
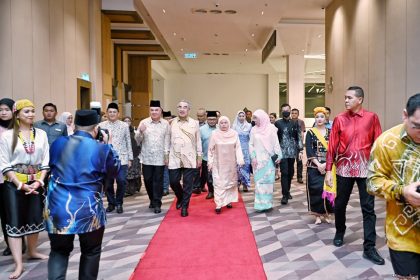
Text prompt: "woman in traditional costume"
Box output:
[[232, 111, 252, 192], [0, 99, 49, 279], [305, 107, 334, 224]]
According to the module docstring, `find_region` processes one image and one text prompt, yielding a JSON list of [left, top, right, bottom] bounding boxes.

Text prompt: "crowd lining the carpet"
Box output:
[[0, 88, 419, 279]]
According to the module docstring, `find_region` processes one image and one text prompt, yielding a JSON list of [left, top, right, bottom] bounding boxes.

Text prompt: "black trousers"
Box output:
[[48, 227, 105, 280], [295, 154, 303, 180], [389, 248, 420, 277], [193, 167, 201, 190], [200, 160, 214, 193], [142, 164, 164, 208], [280, 158, 295, 197], [0, 183, 9, 248], [169, 168, 195, 209], [334, 176, 376, 250]]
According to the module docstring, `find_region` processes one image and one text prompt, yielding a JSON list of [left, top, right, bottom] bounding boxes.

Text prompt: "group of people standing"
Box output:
[[0, 87, 419, 279]]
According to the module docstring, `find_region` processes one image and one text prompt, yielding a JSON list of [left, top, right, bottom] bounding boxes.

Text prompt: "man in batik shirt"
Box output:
[[367, 93, 420, 277], [168, 100, 202, 217], [46, 110, 120, 279], [325, 86, 384, 265]]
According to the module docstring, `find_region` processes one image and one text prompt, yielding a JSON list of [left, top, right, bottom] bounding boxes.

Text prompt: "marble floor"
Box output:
[[0, 177, 395, 280]]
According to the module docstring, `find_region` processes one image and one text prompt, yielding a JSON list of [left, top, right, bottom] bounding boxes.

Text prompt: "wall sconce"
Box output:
[[328, 76, 333, 93]]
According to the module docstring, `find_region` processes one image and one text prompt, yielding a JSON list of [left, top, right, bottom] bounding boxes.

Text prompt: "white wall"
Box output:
[[163, 73, 268, 121]]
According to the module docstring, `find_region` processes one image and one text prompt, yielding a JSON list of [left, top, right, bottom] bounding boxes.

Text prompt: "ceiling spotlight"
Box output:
[[180, 48, 184, 51], [173, 32, 177, 36], [317, 34, 322, 38], [245, 48, 248, 52], [301, 49, 305, 52], [251, 33, 255, 37], [162, 9, 166, 14], [261, 11, 264, 15]]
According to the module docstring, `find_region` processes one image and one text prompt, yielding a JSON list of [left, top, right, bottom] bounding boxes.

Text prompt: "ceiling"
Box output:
[[103, 0, 332, 77]]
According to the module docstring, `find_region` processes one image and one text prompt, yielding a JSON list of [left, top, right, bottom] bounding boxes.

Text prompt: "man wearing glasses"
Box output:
[[168, 100, 202, 217]]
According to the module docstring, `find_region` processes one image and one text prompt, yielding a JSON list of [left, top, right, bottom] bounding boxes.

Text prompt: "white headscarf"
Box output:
[[232, 110, 252, 132]]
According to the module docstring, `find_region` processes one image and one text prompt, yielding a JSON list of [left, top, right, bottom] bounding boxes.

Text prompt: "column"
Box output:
[[287, 55, 305, 113]]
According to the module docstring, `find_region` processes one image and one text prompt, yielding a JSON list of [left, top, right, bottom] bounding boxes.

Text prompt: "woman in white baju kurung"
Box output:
[[208, 116, 244, 214]]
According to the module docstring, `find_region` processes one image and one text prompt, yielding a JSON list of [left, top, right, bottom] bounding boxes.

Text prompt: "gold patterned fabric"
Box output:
[[367, 124, 420, 254]]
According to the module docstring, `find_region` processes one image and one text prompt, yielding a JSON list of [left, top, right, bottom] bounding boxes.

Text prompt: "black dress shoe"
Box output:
[[288, 194, 293, 199], [154, 207, 161, 214], [149, 204, 154, 209], [192, 189, 201, 194], [206, 192, 214, 199], [281, 197, 288, 205], [333, 232, 344, 247], [363, 248, 385, 265], [106, 205, 115, 212], [176, 201, 182, 210], [227, 203, 232, 208], [2, 247, 11, 256], [181, 208, 188, 217], [215, 208, 221, 214], [116, 205, 123, 214], [201, 188, 207, 192]]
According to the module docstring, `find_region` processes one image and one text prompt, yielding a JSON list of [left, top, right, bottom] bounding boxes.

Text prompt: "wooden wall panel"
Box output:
[[32, 0, 51, 110], [11, 0, 34, 100], [64, 0, 77, 113], [354, 0, 369, 104], [0, 0, 12, 97], [406, 0, 420, 98], [368, 0, 386, 126], [342, 0, 355, 91], [49, 0, 66, 111], [101, 14, 113, 106], [385, 0, 406, 128], [129, 56, 151, 125]]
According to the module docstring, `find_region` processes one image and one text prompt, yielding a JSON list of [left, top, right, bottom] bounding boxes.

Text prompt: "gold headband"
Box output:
[[313, 107, 328, 117], [13, 99, 34, 112]]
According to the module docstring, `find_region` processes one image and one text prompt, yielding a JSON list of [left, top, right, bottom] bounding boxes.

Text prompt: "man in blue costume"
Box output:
[[45, 110, 121, 280]]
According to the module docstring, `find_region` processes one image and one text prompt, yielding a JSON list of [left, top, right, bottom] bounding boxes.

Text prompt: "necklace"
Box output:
[[18, 128, 35, 154]]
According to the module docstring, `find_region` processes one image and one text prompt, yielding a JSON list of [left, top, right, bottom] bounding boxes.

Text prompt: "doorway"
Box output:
[[77, 78, 92, 109]]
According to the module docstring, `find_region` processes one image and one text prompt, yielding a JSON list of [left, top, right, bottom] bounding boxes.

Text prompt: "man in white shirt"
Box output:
[[100, 103, 133, 214], [137, 100, 170, 214]]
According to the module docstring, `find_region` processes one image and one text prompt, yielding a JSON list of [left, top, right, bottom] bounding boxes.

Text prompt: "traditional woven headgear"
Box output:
[[13, 99, 34, 112], [313, 107, 328, 117]]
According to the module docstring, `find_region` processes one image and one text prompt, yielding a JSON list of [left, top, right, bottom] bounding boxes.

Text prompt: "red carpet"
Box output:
[[130, 193, 267, 280]]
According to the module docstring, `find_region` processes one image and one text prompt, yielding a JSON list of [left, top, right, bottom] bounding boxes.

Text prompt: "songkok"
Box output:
[[150, 100, 161, 107], [313, 107, 328, 117], [207, 111, 217, 118], [243, 107, 249, 112], [163, 111, 172, 117], [0, 98, 15, 111], [75, 110, 99, 126], [13, 99, 34, 112], [107, 102, 119, 111]]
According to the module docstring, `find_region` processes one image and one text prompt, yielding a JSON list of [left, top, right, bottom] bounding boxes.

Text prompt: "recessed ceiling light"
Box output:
[[180, 48, 184, 51], [181, 37, 186, 41], [251, 33, 255, 37], [162, 9, 166, 14], [210, 10, 222, 14], [224, 10, 237, 14], [245, 48, 248, 52], [261, 11, 264, 15], [173, 32, 177, 36], [301, 49, 305, 52], [317, 34, 322, 38]]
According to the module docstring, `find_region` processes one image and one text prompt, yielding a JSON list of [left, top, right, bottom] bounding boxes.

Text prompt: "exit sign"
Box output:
[[184, 53, 197, 59]]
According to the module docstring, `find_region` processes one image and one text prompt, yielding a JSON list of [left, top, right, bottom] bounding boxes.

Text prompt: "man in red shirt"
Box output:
[[325, 86, 385, 265]]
